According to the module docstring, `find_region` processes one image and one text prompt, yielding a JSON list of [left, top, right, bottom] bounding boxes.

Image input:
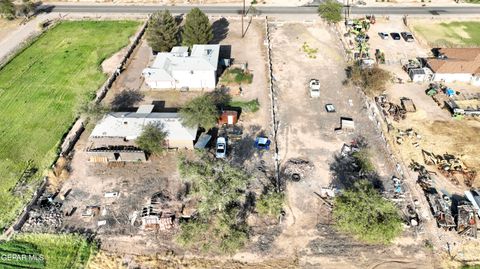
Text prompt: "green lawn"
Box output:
[[0, 233, 96, 269], [0, 20, 140, 229], [414, 21, 480, 47]]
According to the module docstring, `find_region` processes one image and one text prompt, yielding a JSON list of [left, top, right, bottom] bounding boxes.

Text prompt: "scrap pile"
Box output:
[[22, 196, 63, 232], [457, 202, 478, 238], [375, 95, 407, 122], [138, 191, 181, 231], [422, 150, 477, 187], [409, 161, 434, 189], [396, 128, 421, 147], [282, 158, 315, 181], [426, 191, 456, 230]]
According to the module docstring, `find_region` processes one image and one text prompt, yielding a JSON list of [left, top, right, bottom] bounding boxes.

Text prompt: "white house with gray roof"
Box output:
[[87, 105, 197, 162], [142, 44, 220, 89]]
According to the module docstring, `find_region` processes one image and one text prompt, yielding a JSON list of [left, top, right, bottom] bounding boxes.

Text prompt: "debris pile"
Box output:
[[409, 161, 434, 189], [422, 150, 477, 187], [426, 191, 456, 230], [457, 202, 478, 238], [375, 95, 407, 122], [282, 158, 314, 181], [22, 196, 63, 232], [396, 128, 421, 147]]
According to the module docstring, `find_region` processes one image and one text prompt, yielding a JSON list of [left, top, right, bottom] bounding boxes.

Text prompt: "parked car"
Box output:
[[390, 32, 401, 40], [215, 137, 227, 158], [378, 32, 389, 40], [401, 32, 415, 42], [309, 79, 320, 98]]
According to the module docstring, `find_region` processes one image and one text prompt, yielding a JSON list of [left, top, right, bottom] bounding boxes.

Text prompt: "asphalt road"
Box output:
[[45, 4, 480, 15]]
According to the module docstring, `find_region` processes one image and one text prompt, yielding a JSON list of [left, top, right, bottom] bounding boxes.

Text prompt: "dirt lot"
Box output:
[[264, 20, 432, 268]]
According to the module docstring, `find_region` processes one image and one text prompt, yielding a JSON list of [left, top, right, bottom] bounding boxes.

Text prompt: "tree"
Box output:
[[318, 0, 343, 24], [136, 122, 167, 155], [256, 191, 284, 217], [182, 7, 213, 47], [76, 100, 108, 128], [348, 65, 391, 96], [176, 157, 251, 254], [333, 180, 403, 244], [179, 94, 218, 130], [18, 0, 35, 18], [146, 10, 179, 53], [0, 0, 15, 20]]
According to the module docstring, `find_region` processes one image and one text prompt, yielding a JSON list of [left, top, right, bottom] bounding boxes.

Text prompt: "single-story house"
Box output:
[[87, 105, 197, 162], [142, 44, 220, 90], [425, 48, 480, 86]]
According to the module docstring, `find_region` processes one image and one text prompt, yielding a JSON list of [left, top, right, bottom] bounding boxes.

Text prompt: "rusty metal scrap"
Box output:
[[375, 95, 408, 122], [421, 150, 476, 187], [426, 192, 456, 230], [457, 202, 478, 238]]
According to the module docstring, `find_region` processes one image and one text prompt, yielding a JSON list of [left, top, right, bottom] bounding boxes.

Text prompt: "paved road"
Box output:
[[44, 4, 480, 15]]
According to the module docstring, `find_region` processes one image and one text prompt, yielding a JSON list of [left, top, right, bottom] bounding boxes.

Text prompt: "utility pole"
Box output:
[[242, 0, 245, 38]]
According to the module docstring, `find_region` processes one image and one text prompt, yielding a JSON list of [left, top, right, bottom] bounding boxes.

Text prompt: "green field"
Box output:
[[414, 21, 480, 47], [0, 233, 96, 268], [0, 20, 140, 229]]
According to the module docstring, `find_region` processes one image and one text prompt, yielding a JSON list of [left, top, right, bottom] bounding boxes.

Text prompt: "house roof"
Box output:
[[143, 45, 220, 81], [90, 109, 197, 141], [426, 48, 480, 75]]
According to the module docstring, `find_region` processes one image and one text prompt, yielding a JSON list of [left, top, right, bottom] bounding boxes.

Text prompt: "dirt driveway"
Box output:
[[266, 20, 432, 268]]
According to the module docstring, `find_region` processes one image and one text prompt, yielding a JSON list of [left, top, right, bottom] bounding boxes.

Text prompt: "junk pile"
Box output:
[[375, 95, 415, 122], [282, 158, 315, 182], [404, 204, 420, 227], [426, 190, 456, 230], [22, 194, 63, 232], [422, 150, 477, 187], [409, 161, 434, 190], [392, 176, 405, 199], [457, 202, 478, 238], [396, 128, 421, 147]]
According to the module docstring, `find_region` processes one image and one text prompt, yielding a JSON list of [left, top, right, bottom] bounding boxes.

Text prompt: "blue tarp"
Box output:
[[446, 88, 455, 97]]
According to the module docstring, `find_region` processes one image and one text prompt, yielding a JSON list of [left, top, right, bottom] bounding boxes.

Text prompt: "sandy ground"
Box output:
[[264, 20, 432, 268], [43, 0, 311, 6]]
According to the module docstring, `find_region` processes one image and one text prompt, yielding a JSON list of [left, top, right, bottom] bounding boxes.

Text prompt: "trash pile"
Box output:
[[375, 95, 408, 122], [22, 196, 63, 232], [409, 161, 434, 190], [396, 128, 421, 147], [422, 150, 477, 187], [457, 202, 478, 238], [282, 158, 315, 182], [426, 190, 456, 230]]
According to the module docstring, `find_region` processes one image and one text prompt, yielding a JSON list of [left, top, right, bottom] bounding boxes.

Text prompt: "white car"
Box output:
[[309, 79, 320, 98], [378, 32, 389, 40], [215, 137, 227, 158]]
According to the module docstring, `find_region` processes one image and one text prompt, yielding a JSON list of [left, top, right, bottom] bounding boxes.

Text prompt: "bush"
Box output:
[[352, 149, 375, 173], [220, 68, 253, 85], [333, 180, 403, 243], [229, 99, 260, 113], [348, 65, 391, 96], [256, 191, 284, 217]]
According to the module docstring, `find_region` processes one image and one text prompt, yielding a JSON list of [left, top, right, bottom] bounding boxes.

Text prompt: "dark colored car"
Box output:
[[390, 32, 401, 40], [401, 32, 415, 42]]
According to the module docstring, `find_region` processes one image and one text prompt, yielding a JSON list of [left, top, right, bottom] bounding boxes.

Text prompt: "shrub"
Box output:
[[333, 180, 403, 243], [256, 191, 284, 217]]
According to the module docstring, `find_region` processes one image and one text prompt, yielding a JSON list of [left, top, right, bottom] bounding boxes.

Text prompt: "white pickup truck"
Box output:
[[309, 79, 320, 98]]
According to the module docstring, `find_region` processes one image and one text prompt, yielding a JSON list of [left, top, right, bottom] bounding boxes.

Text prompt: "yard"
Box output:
[[0, 233, 96, 268], [0, 20, 140, 230], [413, 21, 480, 47]]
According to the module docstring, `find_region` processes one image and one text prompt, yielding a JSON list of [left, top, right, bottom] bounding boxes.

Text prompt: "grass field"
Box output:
[[414, 21, 480, 47], [0, 233, 96, 268], [0, 20, 140, 230]]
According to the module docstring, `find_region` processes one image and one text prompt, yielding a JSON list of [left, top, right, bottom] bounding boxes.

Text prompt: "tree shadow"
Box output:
[[229, 125, 265, 167], [210, 18, 229, 44], [208, 86, 232, 107], [110, 89, 144, 111], [329, 153, 384, 191]]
